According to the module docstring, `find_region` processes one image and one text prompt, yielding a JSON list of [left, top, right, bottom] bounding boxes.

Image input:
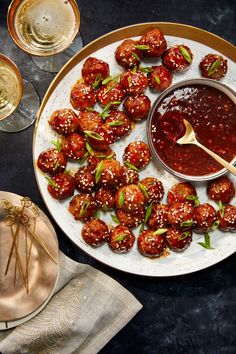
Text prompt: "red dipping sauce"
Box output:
[[150, 83, 236, 176]]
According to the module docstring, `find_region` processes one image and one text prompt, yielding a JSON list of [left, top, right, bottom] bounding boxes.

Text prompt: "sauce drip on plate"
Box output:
[[151, 84, 236, 176]]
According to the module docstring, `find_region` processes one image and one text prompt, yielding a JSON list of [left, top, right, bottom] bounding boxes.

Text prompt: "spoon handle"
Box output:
[[195, 141, 236, 176]]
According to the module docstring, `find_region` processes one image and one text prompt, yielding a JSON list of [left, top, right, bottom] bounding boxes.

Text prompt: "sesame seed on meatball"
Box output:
[[123, 94, 151, 121], [82, 219, 109, 247], [70, 82, 97, 111], [166, 227, 192, 252], [199, 54, 227, 80], [115, 184, 145, 212], [138, 230, 167, 258], [48, 109, 79, 135], [207, 176, 235, 205], [109, 225, 135, 253], [123, 141, 151, 170], [139, 28, 167, 58]]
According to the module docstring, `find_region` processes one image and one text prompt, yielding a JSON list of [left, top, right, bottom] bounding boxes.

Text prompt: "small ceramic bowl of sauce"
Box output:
[[147, 78, 236, 181]]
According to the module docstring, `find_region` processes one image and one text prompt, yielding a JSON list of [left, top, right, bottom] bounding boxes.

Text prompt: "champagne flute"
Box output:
[[0, 53, 40, 133], [7, 0, 83, 73]]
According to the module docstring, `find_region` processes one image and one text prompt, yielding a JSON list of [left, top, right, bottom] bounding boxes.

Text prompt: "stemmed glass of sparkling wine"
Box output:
[[7, 0, 83, 73], [0, 53, 40, 133]]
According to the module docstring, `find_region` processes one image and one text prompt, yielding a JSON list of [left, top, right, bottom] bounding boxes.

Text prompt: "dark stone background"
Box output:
[[0, 0, 236, 353]]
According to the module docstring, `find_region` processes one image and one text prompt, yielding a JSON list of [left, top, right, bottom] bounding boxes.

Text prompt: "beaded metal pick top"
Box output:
[[0, 197, 57, 293]]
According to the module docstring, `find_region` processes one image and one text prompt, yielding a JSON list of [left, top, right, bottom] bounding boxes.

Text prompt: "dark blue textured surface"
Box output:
[[0, 0, 236, 353]]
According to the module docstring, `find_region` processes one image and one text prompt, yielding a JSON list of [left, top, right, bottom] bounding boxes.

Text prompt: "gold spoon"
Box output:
[[177, 119, 236, 176]]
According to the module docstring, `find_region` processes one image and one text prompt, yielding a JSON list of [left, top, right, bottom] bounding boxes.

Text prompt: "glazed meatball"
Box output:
[[109, 225, 135, 253], [69, 193, 97, 222], [95, 187, 116, 210], [194, 203, 217, 233], [87, 148, 116, 169], [120, 69, 148, 95], [166, 227, 192, 252], [168, 202, 195, 230], [123, 94, 151, 121], [97, 81, 125, 108], [167, 182, 198, 206], [123, 141, 151, 170], [116, 206, 145, 228], [96, 159, 122, 188], [48, 109, 79, 135], [148, 65, 172, 92], [115, 39, 142, 68], [207, 176, 235, 204], [199, 54, 227, 80], [74, 166, 95, 193], [61, 133, 86, 160], [85, 124, 114, 151], [139, 177, 164, 204], [218, 205, 236, 232], [47, 172, 75, 200], [139, 28, 167, 58], [37, 148, 67, 175], [70, 82, 97, 110], [119, 165, 139, 186], [105, 110, 131, 141], [147, 203, 169, 230], [138, 230, 167, 258], [77, 111, 102, 133], [115, 184, 145, 212], [81, 57, 110, 86], [162, 45, 193, 72], [81, 219, 109, 247]]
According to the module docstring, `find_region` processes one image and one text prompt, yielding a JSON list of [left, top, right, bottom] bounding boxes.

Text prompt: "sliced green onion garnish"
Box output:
[[197, 232, 214, 250], [186, 195, 200, 206], [107, 121, 124, 127], [45, 176, 59, 189], [140, 67, 153, 73], [134, 44, 150, 50], [86, 142, 94, 156], [154, 76, 161, 84], [92, 73, 102, 89], [125, 162, 139, 171], [79, 199, 90, 217], [178, 231, 190, 240], [132, 52, 141, 62], [218, 201, 225, 218], [211, 220, 220, 231], [114, 233, 128, 242], [95, 161, 103, 183], [180, 46, 192, 63], [84, 130, 104, 141], [51, 139, 62, 152], [138, 183, 149, 198], [180, 220, 194, 228], [118, 190, 125, 208], [207, 59, 221, 77], [144, 202, 153, 224], [153, 228, 168, 235], [111, 214, 120, 224]]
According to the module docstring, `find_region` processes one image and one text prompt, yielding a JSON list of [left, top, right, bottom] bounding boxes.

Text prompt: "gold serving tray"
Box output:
[[33, 23, 236, 277]]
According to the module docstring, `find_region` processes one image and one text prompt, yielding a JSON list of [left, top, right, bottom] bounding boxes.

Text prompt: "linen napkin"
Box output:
[[0, 252, 142, 354]]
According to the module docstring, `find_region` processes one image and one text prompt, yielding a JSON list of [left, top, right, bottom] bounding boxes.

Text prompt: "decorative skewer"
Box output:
[[4, 201, 27, 276], [1, 197, 57, 294]]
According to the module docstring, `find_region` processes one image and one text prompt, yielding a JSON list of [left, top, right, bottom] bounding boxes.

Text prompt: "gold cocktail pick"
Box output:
[[1, 197, 57, 294]]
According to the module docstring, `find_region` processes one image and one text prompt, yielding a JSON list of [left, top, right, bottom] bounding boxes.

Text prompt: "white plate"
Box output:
[[33, 23, 236, 276]]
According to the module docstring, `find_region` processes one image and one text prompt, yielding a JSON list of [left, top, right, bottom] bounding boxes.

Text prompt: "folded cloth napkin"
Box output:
[[0, 252, 142, 354]]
